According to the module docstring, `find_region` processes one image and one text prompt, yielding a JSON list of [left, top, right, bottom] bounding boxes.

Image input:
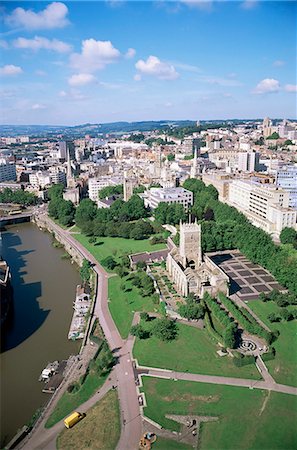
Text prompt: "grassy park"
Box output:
[[141, 377, 297, 450], [74, 234, 166, 269], [56, 389, 120, 450], [247, 300, 297, 387], [45, 371, 108, 428], [108, 275, 160, 338], [133, 321, 260, 379]]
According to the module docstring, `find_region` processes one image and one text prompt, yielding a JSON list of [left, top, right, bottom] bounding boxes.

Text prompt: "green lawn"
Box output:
[[141, 377, 297, 450], [133, 321, 260, 379], [56, 389, 120, 450], [45, 373, 107, 428], [74, 234, 166, 269], [247, 300, 297, 387], [108, 275, 160, 338], [153, 437, 193, 450]]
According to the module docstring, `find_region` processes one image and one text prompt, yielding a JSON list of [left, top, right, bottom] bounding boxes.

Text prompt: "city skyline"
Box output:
[[0, 0, 296, 125]]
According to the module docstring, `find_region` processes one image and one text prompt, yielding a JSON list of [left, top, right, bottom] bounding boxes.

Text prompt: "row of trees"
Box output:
[[218, 293, 277, 344], [154, 202, 187, 225], [183, 178, 297, 296], [48, 184, 75, 226], [75, 195, 148, 235], [203, 293, 237, 348], [0, 187, 37, 206], [259, 290, 297, 307], [280, 227, 297, 248]]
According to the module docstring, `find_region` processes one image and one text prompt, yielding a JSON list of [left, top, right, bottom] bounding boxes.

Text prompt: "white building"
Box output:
[[143, 187, 193, 210], [88, 176, 123, 202], [276, 165, 297, 209], [0, 162, 16, 182], [237, 151, 260, 172], [228, 179, 296, 236]]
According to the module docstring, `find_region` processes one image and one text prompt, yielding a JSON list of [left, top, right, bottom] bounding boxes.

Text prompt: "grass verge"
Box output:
[[74, 234, 166, 270], [247, 300, 297, 387], [56, 389, 120, 450], [133, 321, 260, 379], [108, 275, 160, 339], [141, 377, 297, 450]]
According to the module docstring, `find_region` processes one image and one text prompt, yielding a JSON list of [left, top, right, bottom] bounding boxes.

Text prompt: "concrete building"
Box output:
[[166, 221, 229, 298], [238, 151, 260, 172], [263, 117, 272, 138], [0, 162, 16, 182], [202, 172, 232, 202], [228, 179, 296, 236], [182, 137, 200, 156], [88, 176, 123, 202], [143, 187, 193, 210], [276, 165, 297, 209]]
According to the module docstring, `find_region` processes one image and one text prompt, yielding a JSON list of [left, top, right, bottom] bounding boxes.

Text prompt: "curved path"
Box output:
[[22, 216, 142, 450], [22, 215, 297, 450]]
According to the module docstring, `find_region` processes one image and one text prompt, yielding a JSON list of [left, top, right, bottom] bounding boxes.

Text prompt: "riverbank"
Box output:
[[0, 223, 80, 447]]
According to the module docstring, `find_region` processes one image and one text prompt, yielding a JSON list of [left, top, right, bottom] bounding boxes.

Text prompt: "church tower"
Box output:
[[179, 220, 202, 269], [123, 176, 134, 201]]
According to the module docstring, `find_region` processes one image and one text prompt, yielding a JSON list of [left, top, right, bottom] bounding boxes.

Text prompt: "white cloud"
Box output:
[[70, 39, 121, 73], [14, 36, 71, 53], [181, 0, 213, 10], [36, 70, 47, 76], [59, 90, 67, 97], [134, 73, 142, 81], [5, 2, 69, 30], [32, 103, 46, 110], [273, 60, 285, 67], [253, 78, 280, 94], [68, 73, 96, 86], [0, 64, 23, 76], [125, 48, 136, 59], [58, 89, 87, 101], [135, 56, 179, 80], [284, 84, 297, 93], [173, 62, 201, 73]]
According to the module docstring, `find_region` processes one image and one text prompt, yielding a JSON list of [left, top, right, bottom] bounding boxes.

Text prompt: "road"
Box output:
[[22, 215, 142, 450]]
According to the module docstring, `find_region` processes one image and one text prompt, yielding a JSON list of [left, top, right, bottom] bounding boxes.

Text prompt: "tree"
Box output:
[[167, 153, 175, 161], [48, 183, 64, 200], [136, 261, 147, 270], [75, 198, 97, 229], [266, 132, 280, 140], [80, 259, 92, 284], [178, 302, 205, 320], [280, 308, 293, 321], [101, 256, 117, 270], [98, 184, 123, 199], [267, 313, 281, 323], [224, 323, 237, 349], [151, 318, 178, 341], [140, 312, 150, 321], [130, 324, 150, 339], [130, 220, 153, 240], [280, 227, 297, 248]]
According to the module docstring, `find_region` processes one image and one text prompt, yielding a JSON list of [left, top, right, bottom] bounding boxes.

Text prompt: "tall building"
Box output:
[[263, 117, 272, 138], [182, 137, 200, 156], [238, 151, 260, 172], [123, 177, 135, 201], [0, 162, 16, 182], [166, 221, 229, 298], [276, 166, 297, 209], [228, 179, 296, 236]]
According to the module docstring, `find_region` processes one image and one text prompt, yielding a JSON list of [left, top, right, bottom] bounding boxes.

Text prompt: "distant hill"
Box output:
[[0, 119, 266, 138]]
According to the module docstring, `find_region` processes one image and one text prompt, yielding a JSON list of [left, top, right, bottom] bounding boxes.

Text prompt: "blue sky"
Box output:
[[0, 1, 296, 125]]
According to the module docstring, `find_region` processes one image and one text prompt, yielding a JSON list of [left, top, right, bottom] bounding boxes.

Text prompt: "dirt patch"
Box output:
[[163, 394, 219, 403], [259, 390, 271, 416]]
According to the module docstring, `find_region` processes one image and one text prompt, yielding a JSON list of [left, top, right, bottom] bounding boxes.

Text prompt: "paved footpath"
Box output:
[[25, 217, 142, 450], [141, 367, 297, 396], [21, 215, 297, 450]]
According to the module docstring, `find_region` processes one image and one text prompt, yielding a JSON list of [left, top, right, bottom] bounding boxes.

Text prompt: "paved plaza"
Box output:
[[208, 251, 285, 301]]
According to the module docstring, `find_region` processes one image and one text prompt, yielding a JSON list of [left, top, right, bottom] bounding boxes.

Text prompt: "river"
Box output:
[[0, 222, 80, 447]]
